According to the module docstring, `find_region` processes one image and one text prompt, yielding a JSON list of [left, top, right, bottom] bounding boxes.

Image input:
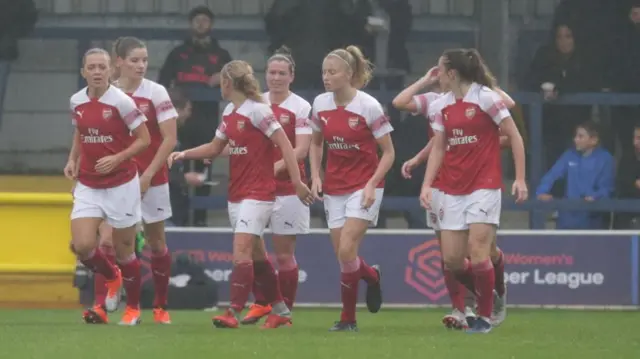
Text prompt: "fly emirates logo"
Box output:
[[448, 128, 478, 147], [327, 136, 360, 151], [228, 139, 248, 155], [81, 128, 113, 144]]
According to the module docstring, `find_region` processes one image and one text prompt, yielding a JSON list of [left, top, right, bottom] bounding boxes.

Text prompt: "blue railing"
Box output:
[[21, 26, 640, 229]]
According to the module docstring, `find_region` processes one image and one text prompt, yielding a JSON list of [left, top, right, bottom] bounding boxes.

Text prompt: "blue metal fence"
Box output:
[[20, 26, 640, 228]]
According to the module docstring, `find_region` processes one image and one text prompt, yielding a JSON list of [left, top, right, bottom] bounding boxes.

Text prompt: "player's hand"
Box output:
[[584, 196, 595, 202], [95, 155, 122, 174], [401, 158, 418, 179], [274, 161, 285, 175], [512, 179, 528, 203], [63, 160, 77, 180], [139, 173, 152, 197], [419, 186, 433, 210], [167, 151, 186, 168], [635, 179, 640, 190], [184, 172, 205, 187], [203, 158, 212, 165], [311, 177, 323, 201], [361, 183, 376, 209], [537, 193, 553, 201], [294, 181, 314, 206], [208, 73, 221, 87]]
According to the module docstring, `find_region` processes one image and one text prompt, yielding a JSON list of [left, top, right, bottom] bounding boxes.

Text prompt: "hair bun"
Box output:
[[274, 45, 292, 56]]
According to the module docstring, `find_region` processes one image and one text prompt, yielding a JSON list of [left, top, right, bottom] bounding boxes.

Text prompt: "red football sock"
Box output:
[[230, 261, 254, 313], [340, 259, 360, 323], [93, 249, 115, 306], [252, 260, 275, 306], [151, 247, 172, 308], [442, 260, 465, 312], [454, 258, 476, 295], [256, 259, 283, 304], [276, 255, 299, 310], [278, 268, 298, 310], [118, 254, 141, 309], [80, 248, 117, 281], [492, 249, 506, 297], [472, 259, 495, 318], [358, 257, 379, 285]]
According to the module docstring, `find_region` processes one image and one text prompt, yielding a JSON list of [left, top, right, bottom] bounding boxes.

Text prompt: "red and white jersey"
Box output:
[[412, 92, 442, 118], [263, 92, 312, 196], [215, 99, 282, 202], [308, 91, 393, 195], [70, 86, 146, 189], [428, 83, 510, 195], [127, 79, 178, 186]]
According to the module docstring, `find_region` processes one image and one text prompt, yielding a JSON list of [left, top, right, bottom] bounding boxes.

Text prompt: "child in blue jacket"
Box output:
[[535, 121, 615, 229]]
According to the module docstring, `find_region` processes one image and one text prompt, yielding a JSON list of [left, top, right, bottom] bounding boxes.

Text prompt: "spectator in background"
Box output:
[[614, 123, 640, 229], [158, 6, 232, 226], [525, 23, 596, 197], [0, 0, 37, 61], [607, 1, 640, 157], [536, 121, 614, 230], [167, 88, 212, 227], [265, 0, 340, 90]]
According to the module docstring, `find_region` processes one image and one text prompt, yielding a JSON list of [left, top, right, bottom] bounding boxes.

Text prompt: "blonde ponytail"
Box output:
[[326, 45, 374, 89], [222, 60, 264, 103]]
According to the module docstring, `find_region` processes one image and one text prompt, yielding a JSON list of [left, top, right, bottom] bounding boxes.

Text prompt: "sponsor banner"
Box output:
[[142, 231, 637, 306]]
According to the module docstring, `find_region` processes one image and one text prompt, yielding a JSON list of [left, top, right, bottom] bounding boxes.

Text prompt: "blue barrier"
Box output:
[[190, 195, 640, 213]]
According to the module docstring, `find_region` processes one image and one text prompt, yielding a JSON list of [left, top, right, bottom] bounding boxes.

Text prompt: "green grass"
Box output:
[[0, 308, 638, 359]]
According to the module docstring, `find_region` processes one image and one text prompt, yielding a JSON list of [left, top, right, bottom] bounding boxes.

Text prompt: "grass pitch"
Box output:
[[0, 308, 638, 359]]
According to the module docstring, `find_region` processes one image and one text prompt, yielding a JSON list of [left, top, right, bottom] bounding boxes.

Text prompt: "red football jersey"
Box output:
[[428, 83, 510, 195], [70, 86, 146, 189], [263, 92, 312, 196], [128, 79, 178, 186], [215, 99, 282, 202], [308, 91, 393, 195]]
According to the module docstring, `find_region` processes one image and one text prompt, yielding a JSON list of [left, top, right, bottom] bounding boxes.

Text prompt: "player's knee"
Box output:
[[70, 239, 95, 258], [337, 242, 357, 262], [233, 234, 255, 260], [275, 253, 297, 271], [147, 236, 166, 254], [442, 256, 464, 271]]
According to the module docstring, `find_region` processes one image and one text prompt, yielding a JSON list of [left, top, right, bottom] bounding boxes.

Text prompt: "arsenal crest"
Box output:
[[102, 108, 112, 120], [279, 114, 290, 124], [465, 107, 476, 119], [348, 117, 359, 129], [237, 120, 245, 131], [138, 102, 150, 114]]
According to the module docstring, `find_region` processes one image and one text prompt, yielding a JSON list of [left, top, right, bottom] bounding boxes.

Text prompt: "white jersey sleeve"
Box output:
[[365, 99, 393, 139], [294, 100, 312, 135], [411, 92, 441, 117], [70, 100, 76, 126], [215, 120, 228, 140], [308, 98, 322, 133], [250, 103, 282, 138], [428, 99, 445, 133], [479, 88, 511, 125], [116, 94, 146, 131], [151, 83, 179, 123]]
